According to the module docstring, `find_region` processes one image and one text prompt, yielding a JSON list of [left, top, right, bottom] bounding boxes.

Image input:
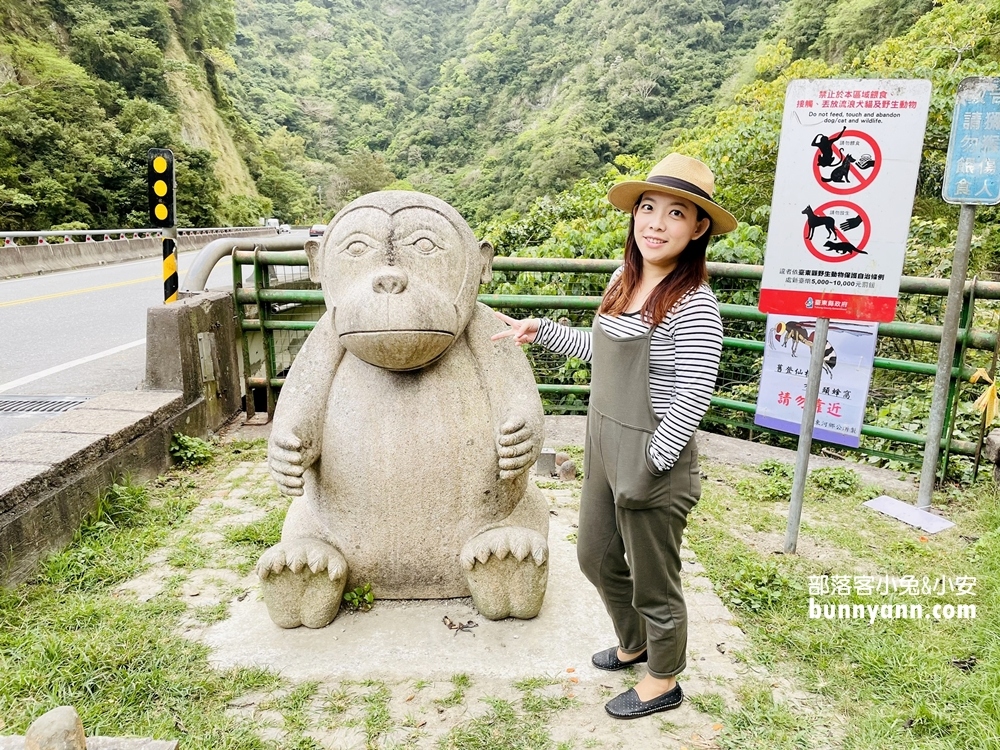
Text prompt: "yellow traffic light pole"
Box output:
[[148, 149, 178, 303]]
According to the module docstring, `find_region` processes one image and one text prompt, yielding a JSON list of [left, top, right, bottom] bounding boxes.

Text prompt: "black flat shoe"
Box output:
[[605, 684, 683, 719], [591, 646, 648, 671]]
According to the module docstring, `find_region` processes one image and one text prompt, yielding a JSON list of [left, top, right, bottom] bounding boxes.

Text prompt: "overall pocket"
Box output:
[[613, 424, 672, 509]]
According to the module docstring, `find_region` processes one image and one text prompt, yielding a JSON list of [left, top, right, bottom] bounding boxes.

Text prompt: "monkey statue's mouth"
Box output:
[[339, 330, 455, 371]]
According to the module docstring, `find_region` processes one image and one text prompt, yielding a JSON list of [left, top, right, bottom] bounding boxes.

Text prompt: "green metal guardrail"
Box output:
[[233, 251, 1000, 472]]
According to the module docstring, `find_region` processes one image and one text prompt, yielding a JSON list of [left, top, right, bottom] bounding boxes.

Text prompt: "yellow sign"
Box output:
[[154, 204, 168, 221], [152, 155, 168, 173], [153, 180, 167, 197]]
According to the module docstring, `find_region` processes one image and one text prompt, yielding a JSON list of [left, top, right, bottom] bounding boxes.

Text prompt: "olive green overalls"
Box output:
[[578, 316, 700, 679]]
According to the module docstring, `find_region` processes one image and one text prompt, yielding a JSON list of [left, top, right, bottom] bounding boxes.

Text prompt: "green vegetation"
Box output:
[[689, 459, 1000, 749], [342, 582, 375, 612], [170, 433, 215, 467]]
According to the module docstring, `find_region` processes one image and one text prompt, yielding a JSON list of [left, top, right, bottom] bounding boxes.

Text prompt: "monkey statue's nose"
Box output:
[[372, 267, 408, 294]]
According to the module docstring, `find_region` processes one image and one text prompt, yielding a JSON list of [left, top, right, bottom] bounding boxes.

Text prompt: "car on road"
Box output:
[[278, 223, 291, 234], [309, 224, 326, 237]]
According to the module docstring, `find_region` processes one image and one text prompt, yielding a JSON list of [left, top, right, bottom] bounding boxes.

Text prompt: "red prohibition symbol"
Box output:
[[802, 200, 871, 263], [811, 129, 882, 195]]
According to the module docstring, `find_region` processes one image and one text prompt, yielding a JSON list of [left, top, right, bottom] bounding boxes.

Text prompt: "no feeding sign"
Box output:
[[759, 79, 932, 323]]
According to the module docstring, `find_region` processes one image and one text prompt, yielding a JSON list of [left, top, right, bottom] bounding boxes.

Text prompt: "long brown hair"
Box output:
[[600, 202, 713, 326]]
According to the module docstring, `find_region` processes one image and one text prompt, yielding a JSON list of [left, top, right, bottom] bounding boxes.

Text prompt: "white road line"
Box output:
[[0, 339, 146, 394]]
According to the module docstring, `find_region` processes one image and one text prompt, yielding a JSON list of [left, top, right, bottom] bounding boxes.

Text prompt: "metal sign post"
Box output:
[[918, 76, 1000, 507], [784, 317, 829, 553], [760, 79, 931, 552]]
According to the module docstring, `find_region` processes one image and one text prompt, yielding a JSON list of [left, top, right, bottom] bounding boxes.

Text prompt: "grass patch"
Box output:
[[514, 676, 577, 715], [0, 471, 283, 747], [193, 602, 229, 624], [687, 691, 726, 716], [223, 508, 285, 550], [440, 698, 554, 750], [718, 682, 812, 750], [435, 673, 471, 708], [689, 460, 1000, 749], [361, 681, 392, 746]]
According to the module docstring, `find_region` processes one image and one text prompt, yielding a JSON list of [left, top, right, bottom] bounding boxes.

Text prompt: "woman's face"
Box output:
[[632, 191, 710, 277]]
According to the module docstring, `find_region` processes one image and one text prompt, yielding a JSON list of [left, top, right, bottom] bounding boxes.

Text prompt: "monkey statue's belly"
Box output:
[[315, 339, 500, 598]]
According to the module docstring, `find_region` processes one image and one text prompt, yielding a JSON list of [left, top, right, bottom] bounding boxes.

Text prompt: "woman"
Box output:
[[492, 153, 737, 719]]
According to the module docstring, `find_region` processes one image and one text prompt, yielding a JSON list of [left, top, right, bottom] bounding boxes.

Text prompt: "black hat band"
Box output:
[[644, 175, 715, 203]]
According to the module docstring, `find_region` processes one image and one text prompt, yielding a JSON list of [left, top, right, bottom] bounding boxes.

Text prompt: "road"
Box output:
[[0, 250, 240, 441]]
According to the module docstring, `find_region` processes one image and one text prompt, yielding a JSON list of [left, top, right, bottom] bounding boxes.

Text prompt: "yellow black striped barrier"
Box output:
[[163, 236, 178, 303]]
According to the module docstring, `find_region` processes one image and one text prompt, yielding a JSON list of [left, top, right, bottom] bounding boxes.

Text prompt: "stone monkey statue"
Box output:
[[256, 191, 549, 628]]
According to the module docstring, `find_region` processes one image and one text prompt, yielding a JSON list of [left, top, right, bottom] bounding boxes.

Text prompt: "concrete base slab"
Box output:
[[863, 495, 956, 534], [202, 512, 619, 682]]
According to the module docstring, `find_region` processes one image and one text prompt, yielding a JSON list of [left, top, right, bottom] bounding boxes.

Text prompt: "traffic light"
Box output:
[[147, 148, 175, 228]]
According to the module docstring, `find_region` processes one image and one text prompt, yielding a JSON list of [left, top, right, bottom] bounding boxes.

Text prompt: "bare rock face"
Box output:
[[24, 707, 85, 750], [258, 191, 549, 628]]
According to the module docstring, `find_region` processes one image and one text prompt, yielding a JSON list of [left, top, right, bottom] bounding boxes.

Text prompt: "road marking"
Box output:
[[0, 339, 146, 394], [0, 276, 160, 307]]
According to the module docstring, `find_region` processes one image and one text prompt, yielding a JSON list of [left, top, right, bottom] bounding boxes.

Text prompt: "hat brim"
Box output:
[[607, 180, 738, 235]]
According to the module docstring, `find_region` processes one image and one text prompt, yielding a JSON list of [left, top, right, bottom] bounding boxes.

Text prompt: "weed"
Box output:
[[323, 687, 352, 716], [441, 698, 552, 749], [170, 433, 214, 468], [223, 508, 286, 550], [514, 676, 577, 715], [343, 583, 374, 612], [736, 471, 791, 503], [193, 603, 229, 624], [565, 531, 578, 544], [719, 558, 800, 614], [412, 679, 430, 691], [687, 691, 726, 715], [361, 681, 391, 745], [436, 673, 471, 708], [167, 534, 212, 569], [718, 682, 812, 750], [758, 459, 793, 477], [809, 466, 861, 495]]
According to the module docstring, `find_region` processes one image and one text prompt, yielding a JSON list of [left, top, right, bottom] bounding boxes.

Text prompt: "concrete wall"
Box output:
[[0, 291, 242, 587], [0, 229, 276, 279]]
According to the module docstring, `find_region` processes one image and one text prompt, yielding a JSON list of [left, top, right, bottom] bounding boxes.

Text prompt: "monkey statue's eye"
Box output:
[[344, 240, 370, 257], [412, 236, 437, 254]]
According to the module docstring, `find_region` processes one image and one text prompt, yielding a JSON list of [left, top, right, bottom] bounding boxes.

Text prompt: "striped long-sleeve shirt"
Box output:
[[534, 272, 723, 473]]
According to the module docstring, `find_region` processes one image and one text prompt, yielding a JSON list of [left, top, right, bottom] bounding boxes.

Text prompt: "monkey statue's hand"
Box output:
[[496, 416, 539, 480], [268, 431, 315, 496]]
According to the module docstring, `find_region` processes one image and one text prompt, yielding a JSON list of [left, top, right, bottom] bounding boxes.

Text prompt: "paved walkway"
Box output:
[[111, 416, 848, 748]]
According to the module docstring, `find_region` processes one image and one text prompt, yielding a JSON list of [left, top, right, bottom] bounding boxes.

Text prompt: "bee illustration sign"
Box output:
[[759, 79, 932, 323], [754, 315, 879, 448]]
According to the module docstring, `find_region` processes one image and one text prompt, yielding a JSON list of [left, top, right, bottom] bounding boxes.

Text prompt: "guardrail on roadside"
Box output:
[[0, 226, 269, 245], [229, 249, 1000, 474]]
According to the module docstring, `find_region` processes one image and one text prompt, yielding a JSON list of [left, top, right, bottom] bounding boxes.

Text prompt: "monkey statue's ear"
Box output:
[[305, 239, 322, 283], [478, 240, 494, 284]]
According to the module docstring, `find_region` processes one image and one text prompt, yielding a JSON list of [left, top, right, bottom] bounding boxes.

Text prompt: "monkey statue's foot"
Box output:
[[256, 539, 348, 628], [461, 526, 549, 620]]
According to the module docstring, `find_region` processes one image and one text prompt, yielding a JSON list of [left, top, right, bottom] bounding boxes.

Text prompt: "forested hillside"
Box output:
[[0, 0, 278, 229], [0, 0, 957, 231], [223, 0, 785, 224]]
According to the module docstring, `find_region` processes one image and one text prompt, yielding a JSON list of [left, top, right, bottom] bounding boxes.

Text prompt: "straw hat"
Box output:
[[607, 153, 738, 235]]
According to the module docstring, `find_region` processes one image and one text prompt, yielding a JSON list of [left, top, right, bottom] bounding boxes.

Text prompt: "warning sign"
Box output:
[[811, 129, 882, 194], [759, 79, 931, 323], [802, 201, 870, 263]]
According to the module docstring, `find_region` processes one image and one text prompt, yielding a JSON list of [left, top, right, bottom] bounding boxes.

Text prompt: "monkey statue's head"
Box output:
[[305, 191, 493, 371]]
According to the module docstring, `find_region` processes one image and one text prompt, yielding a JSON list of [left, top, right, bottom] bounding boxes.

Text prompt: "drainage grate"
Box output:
[[0, 395, 90, 414]]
